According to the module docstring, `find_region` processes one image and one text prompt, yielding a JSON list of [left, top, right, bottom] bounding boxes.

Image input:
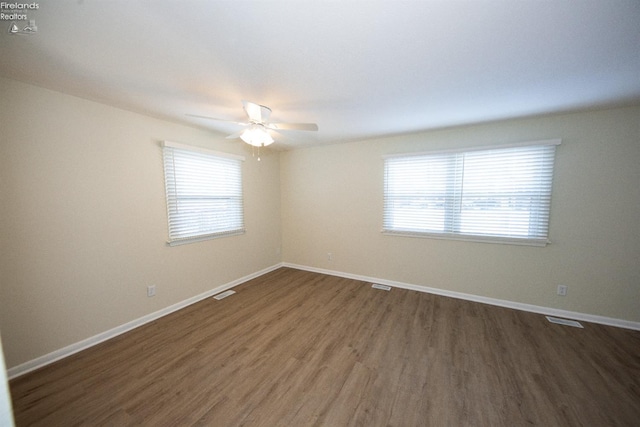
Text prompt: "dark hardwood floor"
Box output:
[[9, 267, 640, 426]]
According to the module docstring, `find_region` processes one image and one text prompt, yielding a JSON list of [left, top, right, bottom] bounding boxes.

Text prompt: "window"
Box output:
[[162, 141, 245, 246], [383, 140, 560, 246]]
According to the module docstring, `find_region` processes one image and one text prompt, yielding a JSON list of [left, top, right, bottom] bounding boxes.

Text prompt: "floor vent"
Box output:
[[546, 316, 583, 328], [213, 290, 236, 300], [371, 284, 391, 291]]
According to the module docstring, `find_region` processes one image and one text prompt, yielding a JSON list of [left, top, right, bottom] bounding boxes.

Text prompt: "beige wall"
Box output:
[[1, 76, 639, 372], [0, 78, 282, 368], [281, 106, 640, 323]]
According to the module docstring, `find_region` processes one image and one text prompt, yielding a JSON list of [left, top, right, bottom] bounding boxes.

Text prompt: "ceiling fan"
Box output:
[[188, 100, 318, 147]]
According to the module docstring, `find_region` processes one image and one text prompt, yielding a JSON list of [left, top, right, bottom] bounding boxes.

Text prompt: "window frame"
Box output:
[[162, 141, 245, 246], [382, 139, 560, 247]]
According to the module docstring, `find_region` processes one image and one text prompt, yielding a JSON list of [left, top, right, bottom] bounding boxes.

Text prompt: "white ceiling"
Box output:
[[1, 0, 639, 149]]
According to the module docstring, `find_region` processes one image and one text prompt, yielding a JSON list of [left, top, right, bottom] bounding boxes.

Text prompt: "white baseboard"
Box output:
[[282, 262, 640, 331], [9, 261, 638, 379], [7, 263, 283, 380]]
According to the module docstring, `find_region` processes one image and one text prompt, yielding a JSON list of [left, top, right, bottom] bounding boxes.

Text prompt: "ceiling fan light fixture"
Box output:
[[240, 125, 274, 147], [190, 101, 317, 148]]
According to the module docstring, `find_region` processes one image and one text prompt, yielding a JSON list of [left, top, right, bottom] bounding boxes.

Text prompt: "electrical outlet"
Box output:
[[147, 285, 156, 297], [557, 285, 567, 296], [327, 252, 333, 262]]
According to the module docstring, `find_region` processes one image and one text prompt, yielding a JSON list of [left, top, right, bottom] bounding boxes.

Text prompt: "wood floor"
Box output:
[[9, 267, 640, 426]]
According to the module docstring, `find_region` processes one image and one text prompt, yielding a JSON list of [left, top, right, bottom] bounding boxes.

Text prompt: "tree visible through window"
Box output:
[[383, 140, 560, 246]]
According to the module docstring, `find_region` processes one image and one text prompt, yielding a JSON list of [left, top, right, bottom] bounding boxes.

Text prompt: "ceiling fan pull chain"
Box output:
[[251, 145, 262, 161]]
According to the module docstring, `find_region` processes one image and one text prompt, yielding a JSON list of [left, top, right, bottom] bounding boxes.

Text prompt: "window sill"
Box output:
[[381, 230, 549, 247], [167, 229, 246, 246]]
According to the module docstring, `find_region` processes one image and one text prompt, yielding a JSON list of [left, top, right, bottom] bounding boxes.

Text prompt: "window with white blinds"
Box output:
[[162, 141, 245, 246], [383, 140, 560, 246]]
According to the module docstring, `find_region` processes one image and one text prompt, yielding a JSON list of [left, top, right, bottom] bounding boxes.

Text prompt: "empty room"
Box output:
[[1, 1, 639, 426]]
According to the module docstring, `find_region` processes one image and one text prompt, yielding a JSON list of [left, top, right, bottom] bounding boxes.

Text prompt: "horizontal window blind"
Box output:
[[383, 140, 559, 245], [162, 142, 244, 245]]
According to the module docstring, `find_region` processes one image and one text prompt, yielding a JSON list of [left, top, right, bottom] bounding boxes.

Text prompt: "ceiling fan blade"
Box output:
[[186, 113, 247, 125], [267, 128, 288, 141], [225, 129, 245, 140], [268, 122, 318, 131], [242, 100, 271, 123]]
